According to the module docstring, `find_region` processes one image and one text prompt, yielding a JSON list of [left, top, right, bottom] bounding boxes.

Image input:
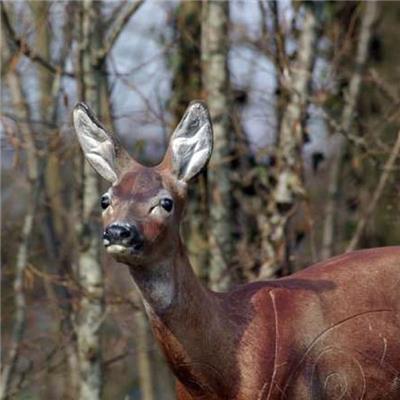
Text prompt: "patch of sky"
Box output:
[[230, 0, 278, 152], [107, 1, 175, 162]]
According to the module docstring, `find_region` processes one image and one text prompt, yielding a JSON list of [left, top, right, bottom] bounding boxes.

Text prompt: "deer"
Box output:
[[73, 101, 400, 400]]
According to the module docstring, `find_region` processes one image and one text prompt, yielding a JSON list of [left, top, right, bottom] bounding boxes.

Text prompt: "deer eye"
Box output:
[[101, 194, 111, 210], [160, 198, 173, 212]]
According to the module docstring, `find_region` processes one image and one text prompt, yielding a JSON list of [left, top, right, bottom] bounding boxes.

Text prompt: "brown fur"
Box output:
[[157, 247, 400, 400]]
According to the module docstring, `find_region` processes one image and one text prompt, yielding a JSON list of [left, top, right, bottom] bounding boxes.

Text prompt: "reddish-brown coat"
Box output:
[[152, 247, 400, 399]]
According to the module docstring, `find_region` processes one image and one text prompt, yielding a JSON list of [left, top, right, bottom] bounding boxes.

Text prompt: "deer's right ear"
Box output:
[[73, 103, 125, 183]]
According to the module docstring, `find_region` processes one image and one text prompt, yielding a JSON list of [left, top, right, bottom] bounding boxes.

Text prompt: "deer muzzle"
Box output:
[[103, 222, 144, 255]]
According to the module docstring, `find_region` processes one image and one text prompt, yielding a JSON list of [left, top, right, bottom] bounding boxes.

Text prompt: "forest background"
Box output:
[[1, 1, 399, 399]]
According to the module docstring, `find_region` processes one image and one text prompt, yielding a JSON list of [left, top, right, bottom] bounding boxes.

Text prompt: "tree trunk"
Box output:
[[202, 0, 234, 291], [75, 2, 105, 399], [258, 3, 318, 279], [134, 311, 156, 400]]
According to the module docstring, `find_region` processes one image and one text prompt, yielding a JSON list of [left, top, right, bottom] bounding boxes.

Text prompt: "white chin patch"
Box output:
[[106, 244, 131, 255]]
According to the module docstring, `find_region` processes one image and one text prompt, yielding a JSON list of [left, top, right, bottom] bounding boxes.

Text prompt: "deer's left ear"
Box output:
[[163, 101, 213, 182]]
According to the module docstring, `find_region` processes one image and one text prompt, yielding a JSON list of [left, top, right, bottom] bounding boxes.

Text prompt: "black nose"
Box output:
[[103, 223, 143, 248]]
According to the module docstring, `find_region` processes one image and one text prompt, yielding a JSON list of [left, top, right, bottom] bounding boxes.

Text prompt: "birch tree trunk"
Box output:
[[74, 2, 147, 398], [258, 3, 318, 279], [269, 0, 289, 133], [76, 2, 105, 399], [202, 0, 234, 291], [321, 1, 378, 259]]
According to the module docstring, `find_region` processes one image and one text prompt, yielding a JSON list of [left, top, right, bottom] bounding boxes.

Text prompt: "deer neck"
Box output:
[[128, 241, 236, 397], [128, 240, 213, 313]]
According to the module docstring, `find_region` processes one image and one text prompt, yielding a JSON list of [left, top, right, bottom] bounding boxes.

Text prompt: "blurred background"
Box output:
[[1, 1, 399, 399]]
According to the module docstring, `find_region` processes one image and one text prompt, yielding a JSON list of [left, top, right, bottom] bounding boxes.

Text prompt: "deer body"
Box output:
[[144, 246, 400, 400], [73, 102, 400, 399]]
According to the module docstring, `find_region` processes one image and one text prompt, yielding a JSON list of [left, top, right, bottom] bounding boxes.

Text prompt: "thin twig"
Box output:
[[95, 0, 144, 63], [321, 1, 378, 260], [0, 3, 74, 78], [346, 131, 400, 252]]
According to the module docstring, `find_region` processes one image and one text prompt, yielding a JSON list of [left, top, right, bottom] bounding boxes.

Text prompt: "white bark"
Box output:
[[76, 2, 105, 399], [135, 311, 156, 400], [202, 0, 233, 291], [258, 4, 318, 279]]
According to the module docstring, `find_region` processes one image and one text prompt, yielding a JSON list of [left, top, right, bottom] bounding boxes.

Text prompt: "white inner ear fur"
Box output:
[[171, 122, 212, 181], [73, 108, 118, 183]]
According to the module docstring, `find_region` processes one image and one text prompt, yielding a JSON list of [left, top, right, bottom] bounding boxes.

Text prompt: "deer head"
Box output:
[[73, 102, 213, 269]]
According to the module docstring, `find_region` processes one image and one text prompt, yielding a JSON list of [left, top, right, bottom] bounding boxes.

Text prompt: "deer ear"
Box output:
[[73, 102, 132, 183], [164, 101, 213, 182]]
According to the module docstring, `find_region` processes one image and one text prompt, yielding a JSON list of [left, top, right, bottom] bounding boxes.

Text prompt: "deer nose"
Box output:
[[103, 223, 143, 248]]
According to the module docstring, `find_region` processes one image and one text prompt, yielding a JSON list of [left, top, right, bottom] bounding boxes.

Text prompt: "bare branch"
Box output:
[[104, 1, 127, 26], [95, 0, 144, 63], [341, 3, 378, 132], [0, 3, 74, 78], [346, 131, 400, 252], [321, 1, 378, 259]]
